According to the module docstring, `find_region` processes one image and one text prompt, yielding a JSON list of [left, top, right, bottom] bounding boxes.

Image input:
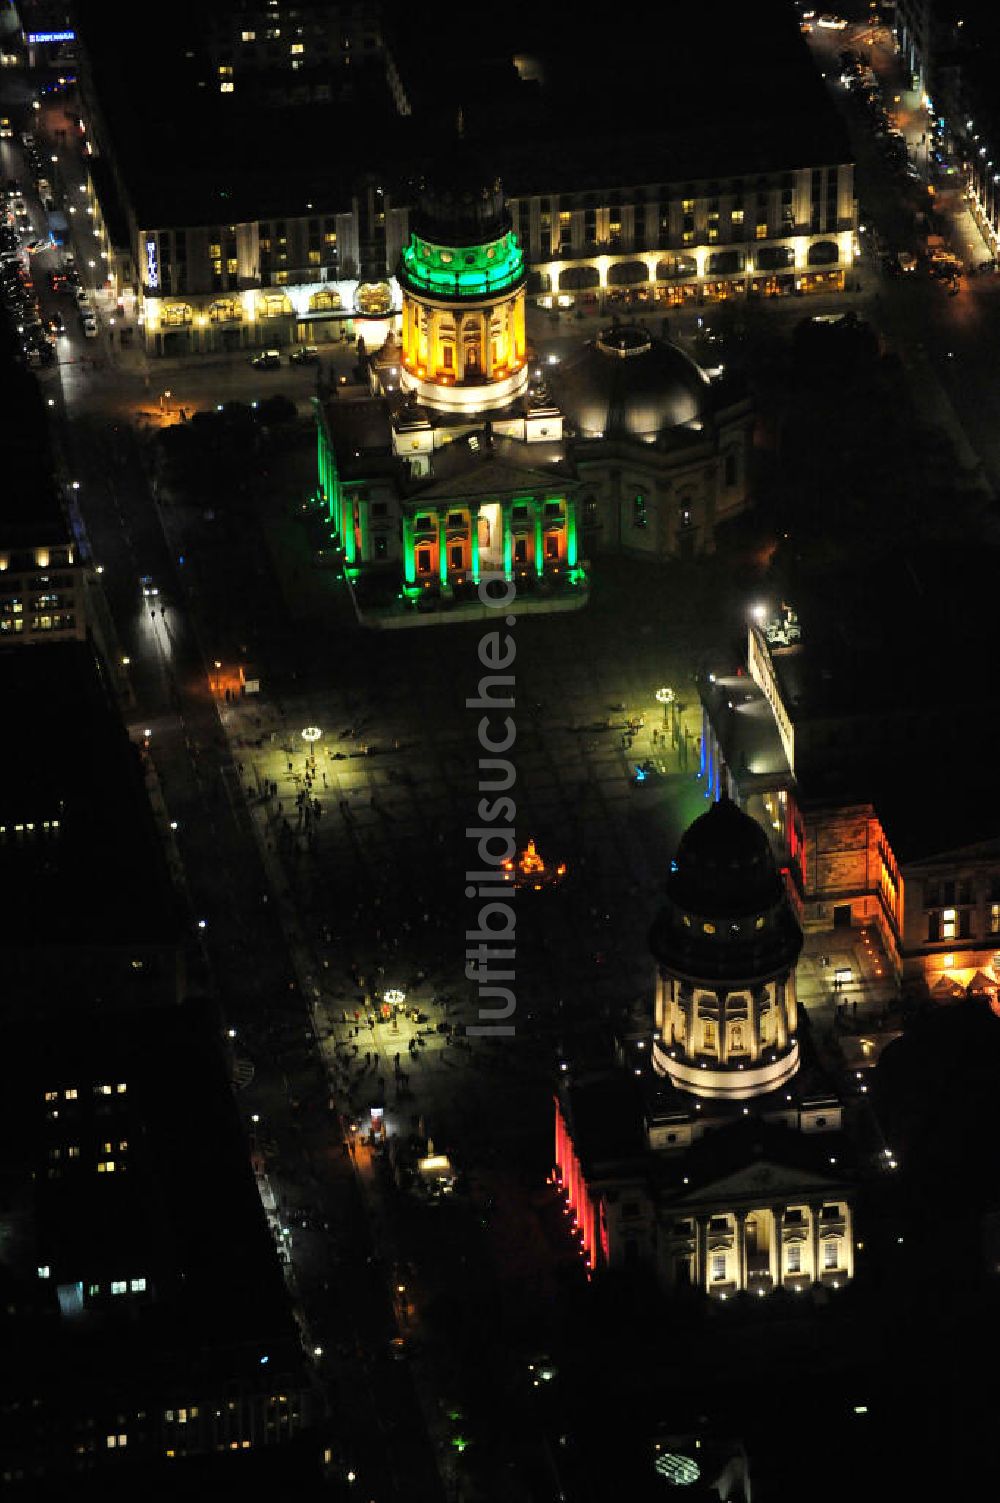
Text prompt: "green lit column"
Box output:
[[534, 497, 544, 577], [565, 495, 578, 568], [438, 510, 449, 586], [357, 496, 369, 564], [502, 502, 513, 580], [343, 492, 357, 565], [470, 503, 481, 585], [402, 514, 415, 586]]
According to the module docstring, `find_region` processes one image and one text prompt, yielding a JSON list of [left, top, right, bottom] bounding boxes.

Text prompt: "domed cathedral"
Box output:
[[553, 796, 857, 1299], [552, 322, 754, 560], [397, 160, 529, 415], [649, 797, 803, 1100]]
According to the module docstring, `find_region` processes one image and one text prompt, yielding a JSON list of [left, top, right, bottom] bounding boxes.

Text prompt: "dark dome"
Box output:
[[555, 324, 711, 441], [670, 797, 782, 915], [648, 797, 802, 982], [412, 148, 510, 247]]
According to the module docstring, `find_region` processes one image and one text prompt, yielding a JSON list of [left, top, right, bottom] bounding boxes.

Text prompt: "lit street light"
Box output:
[[655, 685, 675, 730]]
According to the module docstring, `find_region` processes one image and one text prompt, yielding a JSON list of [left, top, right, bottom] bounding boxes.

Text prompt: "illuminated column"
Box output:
[[694, 247, 708, 279], [438, 511, 448, 585], [735, 1211, 747, 1291], [343, 494, 357, 565], [566, 498, 578, 569], [402, 515, 415, 586], [513, 293, 525, 361], [485, 314, 495, 379], [695, 1215, 708, 1290], [768, 1207, 781, 1287], [844, 1206, 855, 1282], [357, 498, 369, 563], [809, 1203, 821, 1284], [533, 498, 544, 577], [470, 503, 481, 584], [501, 502, 513, 580]]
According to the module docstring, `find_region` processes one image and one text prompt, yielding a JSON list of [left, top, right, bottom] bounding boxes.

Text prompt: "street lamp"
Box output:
[[655, 685, 675, 730], [751, 602, 767, 623], [301, 725, 322, 765]]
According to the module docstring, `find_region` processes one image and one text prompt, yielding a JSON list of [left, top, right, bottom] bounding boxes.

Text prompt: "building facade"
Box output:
[[512, 163, 856, 311], [553, 798, 856, 1297]]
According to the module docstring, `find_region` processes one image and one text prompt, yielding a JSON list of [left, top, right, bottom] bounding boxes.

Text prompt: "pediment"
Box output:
[[673, 1157, 841, 1207]]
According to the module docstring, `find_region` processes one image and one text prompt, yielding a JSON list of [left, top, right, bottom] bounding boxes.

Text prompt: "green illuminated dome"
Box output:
[[399, 156, 525, 304]]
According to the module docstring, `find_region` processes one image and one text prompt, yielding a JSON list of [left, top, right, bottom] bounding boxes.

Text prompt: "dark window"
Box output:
[[371, 502, 388, 518], [943, 880, 955, 905], [449, 544, 463, 569], [927, 912, 940, 942], [373, 536, 387, 558], [724, 453, 737, 487], [544, 535, 558, 560], [924, 882, 939, 907], [416, 548, 431, 574], [513, 538, 528, 563]]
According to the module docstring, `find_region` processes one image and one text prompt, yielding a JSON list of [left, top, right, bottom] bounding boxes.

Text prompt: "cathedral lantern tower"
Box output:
[[650, 797, 803, 1101], [397, 152, 528, 415]]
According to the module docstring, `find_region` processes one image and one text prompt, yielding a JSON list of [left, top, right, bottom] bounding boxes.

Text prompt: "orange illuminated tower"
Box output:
[[397, 157, 528, 416]]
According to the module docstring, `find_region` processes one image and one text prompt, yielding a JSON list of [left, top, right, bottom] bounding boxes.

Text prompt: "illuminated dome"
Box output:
[[398, 155, 527, 414], [555, 324, 712, 441], [650, 797, 803, 1101]]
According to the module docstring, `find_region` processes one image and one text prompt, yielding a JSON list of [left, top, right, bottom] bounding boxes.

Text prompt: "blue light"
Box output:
[[634, 766, 647, 783], [259, 1355, 269, 1365], [28, 30, 76, 42], [145, 238, 159, 291]]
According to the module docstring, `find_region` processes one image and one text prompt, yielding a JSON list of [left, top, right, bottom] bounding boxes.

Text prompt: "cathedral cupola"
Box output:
[[650, 797, 803, 1100], [398, 145, 528, 416]]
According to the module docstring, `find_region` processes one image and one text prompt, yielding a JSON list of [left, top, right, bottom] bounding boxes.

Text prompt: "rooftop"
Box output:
[[0, 643, 181, 970], [0, 1000, 311, 1461]]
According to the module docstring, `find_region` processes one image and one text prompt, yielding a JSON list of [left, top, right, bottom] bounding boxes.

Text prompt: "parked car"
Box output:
[[251, 348, 282, 369], [81, 312, 98, 337], [289, 344, 319, 365]]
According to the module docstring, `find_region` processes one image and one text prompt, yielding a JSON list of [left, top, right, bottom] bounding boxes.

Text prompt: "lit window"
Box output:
[[130, 1277, 146, 1292], [96, 1085, 112, 1096], [732, 208, 744, 225], [703, 922, 716, 934], [241, 29, 255, 40], [117, 1083, 127, 1094], [178, 1409, 187, 1424], [218, 65, 233, 77], [111, 1281, 126, 1295], [823, 1240, 839, 1269], [755, 223, 768, 240], [165, 1410, 174, 1422], [97, 1160, 116, 1173], [991, 903, 1000, 934], [290, 42, 304, 53], [67, 1145, 79, 1158], [941, 907, 957, 940], [220, 82, 235, 93], [37, 1265, 50, 1279], [119, 1140, 128, 1152], [682, 199, 694, 213], [64, 1088, 77, 1100], [755, 916, 765, 929], [682, 230, 694, 245], [88, 1283, 99, 1295], [786, 1246, 801, 1272], [710, 1253, 726, 1281], [106, 1436, 117, 1449], [44, 1090, 57, 1102]]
